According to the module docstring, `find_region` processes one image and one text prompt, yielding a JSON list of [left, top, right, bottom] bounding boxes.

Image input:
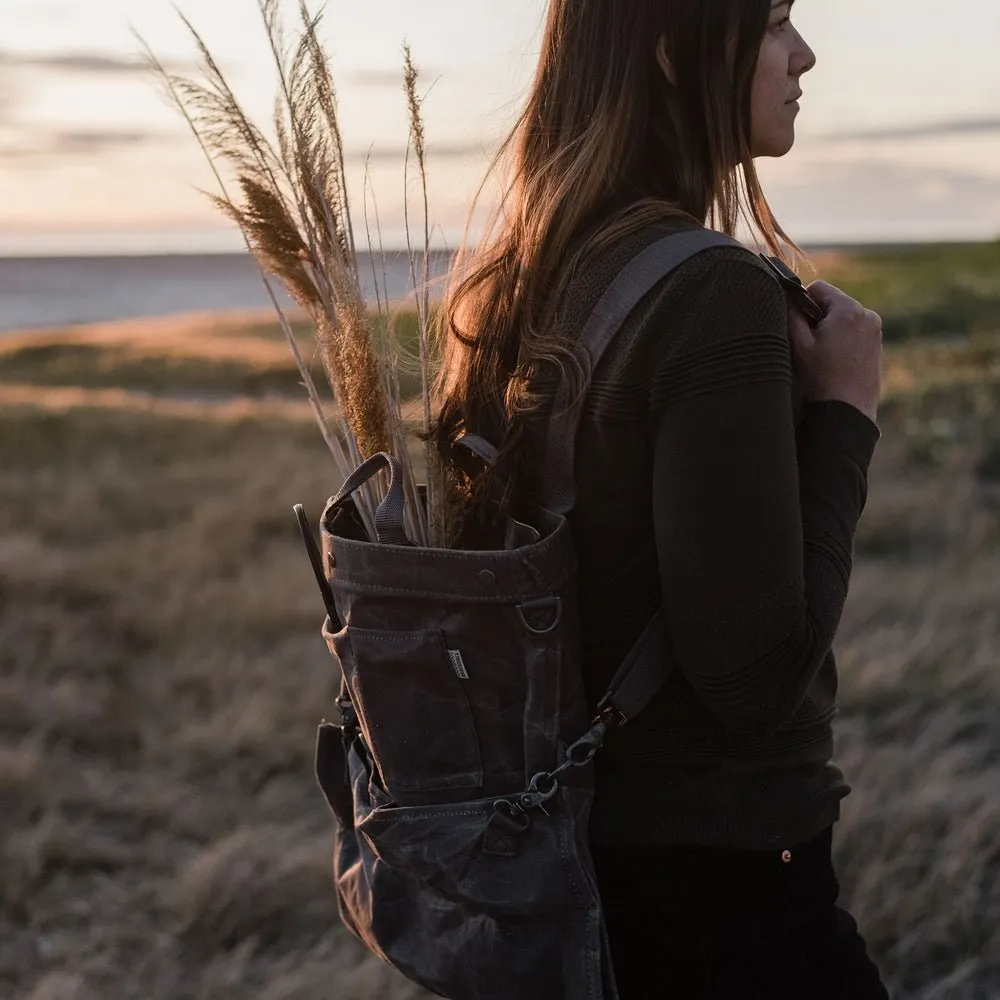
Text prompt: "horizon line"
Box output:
[[0, 230, 997, 259]]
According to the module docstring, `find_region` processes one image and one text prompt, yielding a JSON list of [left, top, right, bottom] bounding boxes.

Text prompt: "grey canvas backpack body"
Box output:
[[297, 230, 741, 999]]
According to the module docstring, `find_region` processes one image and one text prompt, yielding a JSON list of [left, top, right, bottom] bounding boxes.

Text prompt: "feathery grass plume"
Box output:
[[256, 1, 391, 464], [142, 0, 454, 543], [134, 27, 370, 536], [363, 156, 428, 546], [298, 0, 357, 264], [402, 43, 454, 547]]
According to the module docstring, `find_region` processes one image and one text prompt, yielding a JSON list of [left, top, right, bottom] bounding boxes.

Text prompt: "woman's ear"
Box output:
[[656, 36, 677, 86]]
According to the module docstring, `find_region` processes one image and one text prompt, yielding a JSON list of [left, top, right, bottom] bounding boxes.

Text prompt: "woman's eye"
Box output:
[[771, 15, 792, 31]]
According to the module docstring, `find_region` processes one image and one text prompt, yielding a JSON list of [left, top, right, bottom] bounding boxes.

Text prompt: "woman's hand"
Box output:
[[787, 281, 884, 424]]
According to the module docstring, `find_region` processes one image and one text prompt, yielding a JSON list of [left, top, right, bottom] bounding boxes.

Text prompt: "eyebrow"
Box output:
[[771, 0, 794, 8]]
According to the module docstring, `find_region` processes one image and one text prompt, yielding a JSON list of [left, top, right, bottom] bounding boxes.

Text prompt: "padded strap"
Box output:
[[540, 229, 741, 515], [550, 229, 742, 722]]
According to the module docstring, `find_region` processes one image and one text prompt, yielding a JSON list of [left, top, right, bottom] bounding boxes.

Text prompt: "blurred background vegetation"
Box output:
[[823, 240, 1000, 342], [1, 242, 999, 999]]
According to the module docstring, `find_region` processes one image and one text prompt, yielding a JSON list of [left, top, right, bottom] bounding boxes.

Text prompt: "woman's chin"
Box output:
[[752, 129, 797, 159]]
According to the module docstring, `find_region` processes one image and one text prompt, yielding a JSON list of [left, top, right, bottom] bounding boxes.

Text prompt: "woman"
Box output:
[[433, 1, 888, 997]]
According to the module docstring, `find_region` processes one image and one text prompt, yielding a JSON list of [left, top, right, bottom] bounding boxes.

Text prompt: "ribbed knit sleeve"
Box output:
[[649, 256, 880, 738]]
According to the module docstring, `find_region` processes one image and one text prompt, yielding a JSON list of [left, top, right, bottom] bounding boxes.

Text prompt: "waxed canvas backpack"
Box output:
[[296, 229, 740, 999]]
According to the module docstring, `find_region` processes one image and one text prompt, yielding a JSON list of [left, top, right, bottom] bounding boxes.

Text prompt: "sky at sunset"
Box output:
[[1, 0, 998, 253]]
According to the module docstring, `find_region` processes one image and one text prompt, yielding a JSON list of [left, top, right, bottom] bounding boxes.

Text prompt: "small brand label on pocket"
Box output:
[[447, 649, 469, 680]]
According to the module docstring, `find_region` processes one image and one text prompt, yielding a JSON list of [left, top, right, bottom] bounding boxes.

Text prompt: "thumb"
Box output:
[[804, 279, 841, 311], [787, 304, 813, 354]]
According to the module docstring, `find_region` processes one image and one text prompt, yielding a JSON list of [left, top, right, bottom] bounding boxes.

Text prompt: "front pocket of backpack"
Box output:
[[333, 627, 483, 796], [356, 793, 590, 918]]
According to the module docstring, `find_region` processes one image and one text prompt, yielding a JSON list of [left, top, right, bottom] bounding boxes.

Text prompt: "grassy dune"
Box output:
[[2, 246, 1000, 999], [0, 309, 426, 403], [817, 241, 1000, 342]]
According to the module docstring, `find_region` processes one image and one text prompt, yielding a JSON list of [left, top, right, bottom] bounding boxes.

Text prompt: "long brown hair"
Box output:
[[433, 0, 799, 533]]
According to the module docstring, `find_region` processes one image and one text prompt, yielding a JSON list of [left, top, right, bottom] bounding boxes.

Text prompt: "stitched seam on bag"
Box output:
[[325, 536, 567, 562], [351, 633, 436, 642], [363, 808, 491, 824], [329, 573, 575, 602]]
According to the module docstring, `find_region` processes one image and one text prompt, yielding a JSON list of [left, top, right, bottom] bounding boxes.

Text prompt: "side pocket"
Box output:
[[330, 626, 484, 797], [315, 722, 355, 830]]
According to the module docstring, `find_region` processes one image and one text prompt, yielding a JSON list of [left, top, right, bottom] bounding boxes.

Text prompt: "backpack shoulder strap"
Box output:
[[540, 227, 742, 515], [542, 228, 743, 726]]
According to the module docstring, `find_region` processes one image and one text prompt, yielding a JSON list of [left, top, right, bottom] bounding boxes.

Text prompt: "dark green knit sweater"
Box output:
[[537, 221, 881, 851]]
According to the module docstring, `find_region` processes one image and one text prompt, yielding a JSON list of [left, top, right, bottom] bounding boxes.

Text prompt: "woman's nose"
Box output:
[[793, 32, 817, 77]]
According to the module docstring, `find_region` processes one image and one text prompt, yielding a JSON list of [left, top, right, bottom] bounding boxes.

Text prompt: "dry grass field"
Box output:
[[2, 244, 1000, 998]]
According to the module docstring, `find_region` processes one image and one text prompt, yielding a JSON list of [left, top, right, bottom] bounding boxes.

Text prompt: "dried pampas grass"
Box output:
[[139, 0, 450, 546]]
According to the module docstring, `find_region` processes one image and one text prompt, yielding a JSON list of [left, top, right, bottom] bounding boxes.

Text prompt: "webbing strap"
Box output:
[[330, 452, 410, 547], [546, 229, 742, 721], [600, 609, 671, 722]]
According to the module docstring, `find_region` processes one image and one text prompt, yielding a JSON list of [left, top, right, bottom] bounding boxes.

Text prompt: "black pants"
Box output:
[[592, 826, 889, 999]]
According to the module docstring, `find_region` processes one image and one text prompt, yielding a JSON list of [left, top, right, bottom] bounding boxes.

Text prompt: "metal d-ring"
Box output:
[[491, 798, 532, 832]]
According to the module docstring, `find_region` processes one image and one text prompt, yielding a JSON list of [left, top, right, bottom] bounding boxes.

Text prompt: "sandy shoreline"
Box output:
[[0, 294, 436, 346], [0, 307, 287, 347]]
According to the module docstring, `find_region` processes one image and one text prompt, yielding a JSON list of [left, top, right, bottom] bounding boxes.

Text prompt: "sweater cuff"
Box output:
[[799, 399, 881, 468]]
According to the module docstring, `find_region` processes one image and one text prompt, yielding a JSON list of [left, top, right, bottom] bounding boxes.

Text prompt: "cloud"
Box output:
[[49, 130, 160, 153], [0, 83, 20, 128], [346, 67, 444, 89], [0, 128, 164, 163], [346, 69, 407, 88], [765, 159, 1000, 242], [346, 140, 498, 164], [0, 50, 194, 76], [822, 116, 1000, 143], [16, 3, 72, 21]]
